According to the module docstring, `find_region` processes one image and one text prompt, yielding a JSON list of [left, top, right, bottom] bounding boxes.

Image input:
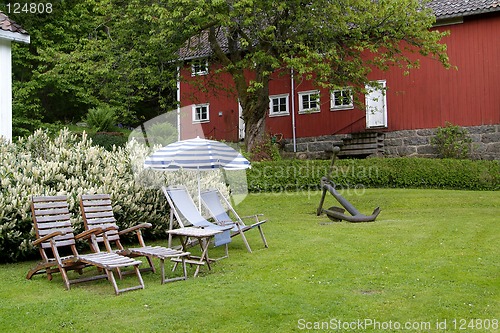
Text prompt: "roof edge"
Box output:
[[0, 29, 30, 43], [435, 6, 500, 20]]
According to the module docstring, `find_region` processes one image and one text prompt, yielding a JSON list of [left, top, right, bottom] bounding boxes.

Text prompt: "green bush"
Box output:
[[0, 129, 168, 263], [431, 122, 472, 159], [249, 135, 282, 162], [90, 132, 128, 150], [145, 122, 178, 146], [85, 106, 117, 132], [247, 158, 500, 192]]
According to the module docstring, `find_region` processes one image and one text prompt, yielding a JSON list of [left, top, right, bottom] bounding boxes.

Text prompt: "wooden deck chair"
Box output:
[[201, 188, 268, 253], [80, 194, 191, 284], [161, 185, 232, 259], [26, 195, 145, 295]]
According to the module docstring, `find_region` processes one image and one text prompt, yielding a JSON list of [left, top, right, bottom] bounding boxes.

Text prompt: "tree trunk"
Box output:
[[208, 26, 273, 152], [244, 116, 266, 152], [241, 75, 270, 152]]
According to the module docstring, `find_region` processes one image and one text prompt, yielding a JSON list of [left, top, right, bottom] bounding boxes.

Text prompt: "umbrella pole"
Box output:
[[197, 166, 201, 211]]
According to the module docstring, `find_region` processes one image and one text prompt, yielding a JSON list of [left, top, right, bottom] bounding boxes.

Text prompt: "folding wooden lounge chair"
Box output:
[[26, 195, 145, 295], [161, 185, 232, 258], [201, 188, 268, 253], [80, 194, 191, 284]]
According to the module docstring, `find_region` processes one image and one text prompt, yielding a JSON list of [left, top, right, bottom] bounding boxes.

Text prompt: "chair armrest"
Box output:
[[118, 223, 152, 235], [219, 224, 234, 231], [102, 225, 119, 233], [32, 231, 63, 246], [215, 220, 237, 227], [198, 224, 233, 231], [75, 227, 103, 240], [240, 214, 264, 220], [250, 219, 267, 227]]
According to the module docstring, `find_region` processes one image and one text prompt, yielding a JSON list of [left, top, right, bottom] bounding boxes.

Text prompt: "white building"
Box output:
[[0, 12, 30, 141]]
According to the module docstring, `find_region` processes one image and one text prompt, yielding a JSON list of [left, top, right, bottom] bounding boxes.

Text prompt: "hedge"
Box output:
[[247, 158, 500, 192]]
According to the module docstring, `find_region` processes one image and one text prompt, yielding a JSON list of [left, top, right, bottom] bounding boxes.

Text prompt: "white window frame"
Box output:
[[269, 94, 290, 117], [330, 88, 354, 111], [192, 104, 210, 123], [298, 90, 320, 114], [191, 58, 209, 76]]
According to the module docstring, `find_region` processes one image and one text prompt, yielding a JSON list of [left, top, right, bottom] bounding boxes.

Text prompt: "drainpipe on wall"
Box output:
[[290, 67, 297, 152], [176, 65, 181, 141]]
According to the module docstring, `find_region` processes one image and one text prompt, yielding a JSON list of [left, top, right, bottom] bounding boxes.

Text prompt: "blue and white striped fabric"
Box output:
[[144, 137, 250, 171]]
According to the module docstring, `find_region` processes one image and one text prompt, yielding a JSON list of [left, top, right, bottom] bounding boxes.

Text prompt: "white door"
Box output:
[[365, 80, 387, 128], [238, 102, 245, 141]]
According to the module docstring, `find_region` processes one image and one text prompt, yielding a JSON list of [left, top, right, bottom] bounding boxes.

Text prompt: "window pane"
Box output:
[[192, 59, 208, 75], [195, 105, 208, 121], [334, 91, 342, 106], [343, 94, 351, 105], [271, 99, 277, 113], [332, 89, 352, 109], [270, 96, 288, 114], [273, 99, 279, 112], [302, 95, 309, 109], [279, 97, 286, 112]]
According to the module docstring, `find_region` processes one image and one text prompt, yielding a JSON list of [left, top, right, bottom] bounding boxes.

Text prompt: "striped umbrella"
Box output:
[[143, 137, 250, 171], [143, 137, 250, 209]]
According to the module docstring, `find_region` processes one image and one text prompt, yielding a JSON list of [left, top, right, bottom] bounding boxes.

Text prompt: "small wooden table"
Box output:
[[167, 227, 222, 277]]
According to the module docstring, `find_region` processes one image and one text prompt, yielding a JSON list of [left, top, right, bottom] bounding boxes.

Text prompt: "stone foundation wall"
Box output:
[[384, 125, 500, 160], [282, 134, 349, 159], [282, 125, 500, 160]]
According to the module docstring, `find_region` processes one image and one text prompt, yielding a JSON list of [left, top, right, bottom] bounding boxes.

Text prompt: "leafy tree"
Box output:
[[5, 0, 179, 137], [5, 1, 99, 135], [44, 0, 181, 124], [155, 0, 450, 150]]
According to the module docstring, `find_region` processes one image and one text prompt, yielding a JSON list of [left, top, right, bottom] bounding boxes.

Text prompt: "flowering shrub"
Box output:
[[0, 129, 228, 263]]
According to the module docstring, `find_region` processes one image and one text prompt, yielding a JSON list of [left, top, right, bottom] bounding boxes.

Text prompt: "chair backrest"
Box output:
[[31, 195, 77, 256], [80, 194, 121, 247], [162, 186, 213, 228], [162, 185, 231, 246], [200, 189, 241, 231]]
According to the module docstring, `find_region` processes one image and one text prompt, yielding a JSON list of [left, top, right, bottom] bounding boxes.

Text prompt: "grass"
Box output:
[[1, 189, 499, 332]]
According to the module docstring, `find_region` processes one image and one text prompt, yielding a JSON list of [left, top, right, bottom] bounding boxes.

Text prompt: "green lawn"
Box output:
[[1, 189, 499, 332]]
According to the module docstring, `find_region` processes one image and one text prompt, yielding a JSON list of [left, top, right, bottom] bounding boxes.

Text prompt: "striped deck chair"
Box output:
[[201, 188, 268, 253], [162, 185, 232, 259]]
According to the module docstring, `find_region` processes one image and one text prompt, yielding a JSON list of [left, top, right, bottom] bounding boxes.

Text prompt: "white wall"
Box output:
[[0, 38, 12, 141]]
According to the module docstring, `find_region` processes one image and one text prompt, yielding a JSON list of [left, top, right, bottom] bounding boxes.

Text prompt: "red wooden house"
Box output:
[[177, 0, 500, 159]]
